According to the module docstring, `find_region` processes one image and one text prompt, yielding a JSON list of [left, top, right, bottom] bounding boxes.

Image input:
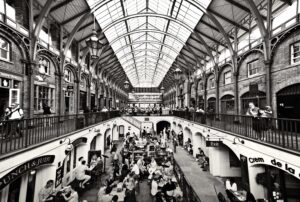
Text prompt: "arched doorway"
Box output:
[[104, 128, 111, 150], [194, 132, 207, 156], [112, 124, 118, 142], [277, 83, 300, 119], [156, 121, 170, 134], [183, 127, 192, 145], [253, 164, 300, 201], [207, 97, 216, 112], [119, 125, 125, 138], [220, 94, 235, 114]]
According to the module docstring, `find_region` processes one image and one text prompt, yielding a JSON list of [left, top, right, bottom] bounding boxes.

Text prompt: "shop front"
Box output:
[[246, 155, 300, 201], [63, 68, 76, 114], [90, 81, 96, 111], [0, 71, 22, 117], [0, 155, 55, 202], [79, 75, 88, 112]]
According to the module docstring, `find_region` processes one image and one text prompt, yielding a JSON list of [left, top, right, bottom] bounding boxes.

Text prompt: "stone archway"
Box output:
[[156, 120, 171, 134], [104, 128, 111, 150]]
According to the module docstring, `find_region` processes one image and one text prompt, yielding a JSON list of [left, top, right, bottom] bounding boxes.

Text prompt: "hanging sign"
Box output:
[[55, 165, 64, 188], [0, 155, 55, 190], [206, 138, 222, 147]]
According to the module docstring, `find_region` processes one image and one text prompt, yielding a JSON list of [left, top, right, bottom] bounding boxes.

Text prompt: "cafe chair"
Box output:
[[226, 189, 240, 202], [217, 192, 228, 202]]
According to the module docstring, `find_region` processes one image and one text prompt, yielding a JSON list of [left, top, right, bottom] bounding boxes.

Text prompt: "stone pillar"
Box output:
[[248, 165, 266, 199], [24, 61, 35, 118], [216, 77, 220, 115], [57, 73, 64, 116], [233, 72, 239, 115], [175, 84, 179, 107], [75, 80, 80, 114], [265, 60, 272, 107]]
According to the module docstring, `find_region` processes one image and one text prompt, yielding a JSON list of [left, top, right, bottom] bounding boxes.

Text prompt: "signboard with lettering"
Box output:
[[206, 140, 221, 147], [0, 155, 55, 190], [248, 156, 300, 180], [55, 165, 64, 188]]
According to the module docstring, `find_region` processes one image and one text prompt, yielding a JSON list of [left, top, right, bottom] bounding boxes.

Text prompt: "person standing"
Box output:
[[151, 178, 158, 202], [8, 103, 24, 137], [74, 160, 91, 188]]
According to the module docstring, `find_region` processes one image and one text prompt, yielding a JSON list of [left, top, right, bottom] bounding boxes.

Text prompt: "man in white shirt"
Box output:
[[74, 160, 91, 188], [131, 162, 140, 176], [151, 178, 158, 201], [7, 103, 24, 137]]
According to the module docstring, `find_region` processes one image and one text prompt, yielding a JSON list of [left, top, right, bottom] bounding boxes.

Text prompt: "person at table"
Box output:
[[131, 160, 140, 178], [39, 180, 56, 202], [124, 172, 136, 202], [61, 186, 79, 202], [100, 187, 113, 202], [120, 164, 130, 181], [226, 178, 237, 192], [162, 177, 176, 202], [137, 156, 146, 179], [111, 195, 119, 202], [74, 160, 91, 188], [151, 178, 159, 202], [106, 173, 118, 189], [148, 157, 157, 179]]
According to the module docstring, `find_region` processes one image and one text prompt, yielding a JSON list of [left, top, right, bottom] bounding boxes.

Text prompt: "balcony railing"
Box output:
[[173, 111, 300, 152], [0, 111, 120, 157]]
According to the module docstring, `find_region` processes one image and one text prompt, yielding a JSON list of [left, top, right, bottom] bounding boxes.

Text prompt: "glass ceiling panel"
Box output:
[[87, 0, 211, 87]]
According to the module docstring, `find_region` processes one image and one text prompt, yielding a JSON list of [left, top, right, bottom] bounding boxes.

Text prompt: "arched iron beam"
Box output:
[[118, 49, 176, 62], [124, 62, 170, 73], [121, 55, 173, 67], [63, 12, 92, 64], [114, 40, 180, 55], [187, 0, 235, 57], [122, 56, 173, 70], [110, 29, 186, 46], [32, 0, 55, 60], [102, 13, 194, 33], [245, 0, 269, 60]]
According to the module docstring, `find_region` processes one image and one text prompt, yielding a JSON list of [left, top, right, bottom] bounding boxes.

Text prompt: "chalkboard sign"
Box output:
[[55, 165, 64, 188]]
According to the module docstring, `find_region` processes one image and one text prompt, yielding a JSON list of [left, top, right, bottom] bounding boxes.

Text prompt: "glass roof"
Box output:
[[87, 0, 211, 87]]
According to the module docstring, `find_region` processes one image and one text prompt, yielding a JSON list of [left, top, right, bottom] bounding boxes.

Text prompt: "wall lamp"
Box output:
[[60, 138, 73, 154], [233, 137, 245, 145]]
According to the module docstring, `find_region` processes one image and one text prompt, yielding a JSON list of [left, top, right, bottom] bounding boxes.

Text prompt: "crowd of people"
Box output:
[[93, 127, 183, 202]]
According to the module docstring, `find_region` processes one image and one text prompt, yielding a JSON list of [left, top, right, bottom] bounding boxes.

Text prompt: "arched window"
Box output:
[[0, 37, 10, 61], [64, 69, 72, 82]]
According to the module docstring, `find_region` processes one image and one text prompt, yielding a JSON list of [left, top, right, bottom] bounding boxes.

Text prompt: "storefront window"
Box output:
[[221, 95, 234, 114], [64, 69, 72, 82], [247, 59, 259, 77], [224, 71, 232, 84], [34, 85, 55, 112], [0, 37, 10, 61], [291, 42, 300, 64]]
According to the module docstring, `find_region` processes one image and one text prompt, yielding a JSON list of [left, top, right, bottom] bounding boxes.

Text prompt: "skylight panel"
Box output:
[[88, 0, 212, 87]]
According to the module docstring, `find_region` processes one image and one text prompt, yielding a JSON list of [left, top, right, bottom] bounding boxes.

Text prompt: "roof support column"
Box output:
[[246, 0, 272, 107]]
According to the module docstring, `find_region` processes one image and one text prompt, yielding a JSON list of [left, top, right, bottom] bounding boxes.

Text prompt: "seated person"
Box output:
[[162, 177, 176, 201], [147, 157, 157, 179], [38, 180, 56, 202], [74, 160, 91, 188], [106, 173, 118, 189], [61, 186, 79, 202]]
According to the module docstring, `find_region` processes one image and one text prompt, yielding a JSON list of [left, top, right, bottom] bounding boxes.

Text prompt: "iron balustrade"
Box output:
[[173, 111, 300, 152], [0, 111, 120, 156], [173, 159, 202, 202]]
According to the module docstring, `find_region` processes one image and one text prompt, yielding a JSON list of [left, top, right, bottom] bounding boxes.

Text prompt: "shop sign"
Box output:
[[248, 156, 300, 180], [55, 165, 64, 188], [67, 86, 74, 91], [206, 138, 222, 147], [0, 155, 55, 190], [206, 140, 221, 147], [0, 72, 22, 81]]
